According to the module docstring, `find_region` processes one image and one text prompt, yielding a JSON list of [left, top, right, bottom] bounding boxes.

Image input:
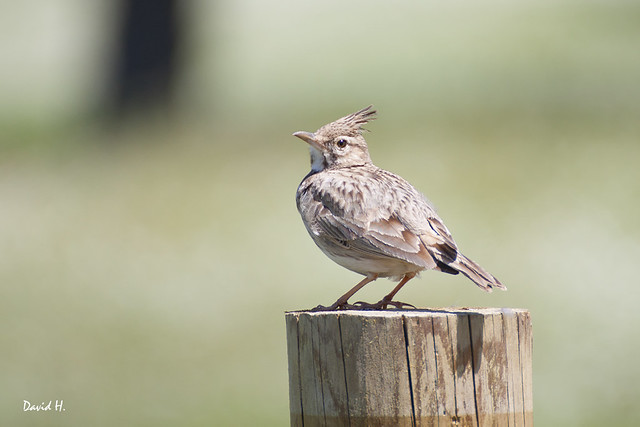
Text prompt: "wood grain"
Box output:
[[286, 308, 532, 427]]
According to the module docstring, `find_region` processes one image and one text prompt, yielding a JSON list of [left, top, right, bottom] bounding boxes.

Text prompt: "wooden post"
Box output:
[[285, 308, 532, 427]]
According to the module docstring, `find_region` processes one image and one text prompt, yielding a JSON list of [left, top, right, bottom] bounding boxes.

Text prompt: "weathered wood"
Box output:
[[285, 308, 532, 427]]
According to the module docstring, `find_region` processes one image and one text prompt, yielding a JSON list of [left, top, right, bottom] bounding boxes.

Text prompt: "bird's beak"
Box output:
[[293, 131, 323, 151]]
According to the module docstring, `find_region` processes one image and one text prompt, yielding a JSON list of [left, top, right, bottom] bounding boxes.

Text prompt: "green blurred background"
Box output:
[[1, 0, 639, 425]]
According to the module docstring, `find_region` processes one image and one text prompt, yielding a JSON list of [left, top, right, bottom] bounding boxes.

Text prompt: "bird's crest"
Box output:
[[318, 105, 377, 138]]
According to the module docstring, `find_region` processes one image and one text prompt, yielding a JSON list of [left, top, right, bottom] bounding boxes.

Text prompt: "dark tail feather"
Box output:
[[451, 253, 506, 292]]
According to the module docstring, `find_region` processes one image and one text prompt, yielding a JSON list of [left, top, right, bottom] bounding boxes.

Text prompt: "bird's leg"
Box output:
[[311, 274, 378, 311], [381, 272, 416, 303], [353, 273, 417, 310]]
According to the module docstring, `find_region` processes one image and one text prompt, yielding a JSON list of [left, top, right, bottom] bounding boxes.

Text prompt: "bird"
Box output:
[[293, 105, 506, 311]]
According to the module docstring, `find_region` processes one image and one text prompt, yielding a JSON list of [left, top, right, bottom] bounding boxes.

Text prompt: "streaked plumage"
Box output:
[[294, 106, 505, 310]]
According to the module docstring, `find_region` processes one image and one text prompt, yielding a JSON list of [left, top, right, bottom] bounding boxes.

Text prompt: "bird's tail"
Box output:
[[451, 253, 506, 292]]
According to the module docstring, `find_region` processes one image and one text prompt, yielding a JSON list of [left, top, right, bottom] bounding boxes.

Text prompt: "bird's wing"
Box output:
[[421, 214, 459, 264], [299, 172, 439, 270], [315, 207, 439, 270]]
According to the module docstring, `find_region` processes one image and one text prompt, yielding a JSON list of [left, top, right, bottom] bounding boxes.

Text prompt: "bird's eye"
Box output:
[[336, 138, 348, 148]]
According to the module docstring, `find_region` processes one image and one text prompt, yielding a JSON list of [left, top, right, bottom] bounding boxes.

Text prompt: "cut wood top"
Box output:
[[287, 307, 529, 317]]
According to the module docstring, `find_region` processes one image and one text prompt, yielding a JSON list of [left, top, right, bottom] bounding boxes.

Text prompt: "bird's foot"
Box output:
[[310, 304, 338, 312], [383, 300, 417, 310], [351, 298, 417, 311], [310, 301, 357, 311], [310, 298, 416, 311]]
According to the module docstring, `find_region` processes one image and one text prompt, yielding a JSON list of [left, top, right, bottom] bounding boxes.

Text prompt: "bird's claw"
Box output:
[[310, 304, 336, 312], [351, 299, 417, 310], [383, 300, 417, 310], [310, 299, 416, 312], [310, 302, 355, 311]]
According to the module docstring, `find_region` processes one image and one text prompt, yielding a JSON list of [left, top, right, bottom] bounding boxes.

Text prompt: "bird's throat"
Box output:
[[309, 146, 327, 172]]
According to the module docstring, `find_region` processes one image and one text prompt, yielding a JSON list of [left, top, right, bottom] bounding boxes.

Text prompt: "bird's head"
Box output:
[[293, 105, 376, 172]]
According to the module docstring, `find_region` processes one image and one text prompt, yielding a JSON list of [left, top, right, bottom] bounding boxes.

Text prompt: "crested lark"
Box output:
[[294, 106, 506, 311]]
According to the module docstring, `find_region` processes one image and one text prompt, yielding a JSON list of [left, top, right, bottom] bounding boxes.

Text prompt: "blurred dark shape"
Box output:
[[110, 0, 181, 119]]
